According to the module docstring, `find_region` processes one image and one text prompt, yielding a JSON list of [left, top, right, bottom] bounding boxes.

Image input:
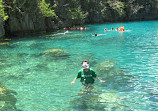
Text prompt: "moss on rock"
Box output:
[[0, 81, 18, 110], [96, 60, 116, 74], [42, 49, 70, 57]]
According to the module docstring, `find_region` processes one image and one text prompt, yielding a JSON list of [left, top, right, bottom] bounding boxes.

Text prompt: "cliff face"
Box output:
[[5, 13, 46, 35], [4, 0, 47, 36], [0, 18, 5, 38], [125, 0, 158, 21], [0, 0, 158, 37]]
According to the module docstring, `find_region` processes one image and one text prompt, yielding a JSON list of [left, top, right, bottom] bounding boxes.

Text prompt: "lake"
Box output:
[[0, 21, 158, 111]]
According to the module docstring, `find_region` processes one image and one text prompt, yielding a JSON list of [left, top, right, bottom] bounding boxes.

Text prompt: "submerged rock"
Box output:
[[0, 81, 18, 110], [42, 49, 70, 58], [98, 92, 125, 110], [70, 86, 127, 110], [96, 60, 116, 74], [0, 42, 9, 45]]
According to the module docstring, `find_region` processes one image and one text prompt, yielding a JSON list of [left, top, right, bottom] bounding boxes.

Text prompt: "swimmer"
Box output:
[[115, 28, 119, 31], [94, 33, 97, 36], [120, 26, 124, 31], [104, 28, 107, 31]]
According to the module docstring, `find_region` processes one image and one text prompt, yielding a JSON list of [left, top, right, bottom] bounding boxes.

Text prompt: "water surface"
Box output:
[[0, 21, 158, 111]]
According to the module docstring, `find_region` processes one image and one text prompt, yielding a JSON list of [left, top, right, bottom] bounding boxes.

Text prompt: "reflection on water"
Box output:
[[0, 21, 158, 110]]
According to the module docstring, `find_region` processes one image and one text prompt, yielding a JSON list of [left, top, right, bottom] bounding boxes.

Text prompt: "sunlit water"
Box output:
[[0, 21, 158, 111]]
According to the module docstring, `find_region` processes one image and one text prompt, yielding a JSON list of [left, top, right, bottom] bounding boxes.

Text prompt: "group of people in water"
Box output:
[[94, 26, 125, 36], [104, 26, 125, 32], [63, 27, 86, 30]]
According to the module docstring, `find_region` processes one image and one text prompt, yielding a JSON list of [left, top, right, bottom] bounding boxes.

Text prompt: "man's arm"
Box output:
[[71, 77, 77, 84], [97, 77, 105, 82]]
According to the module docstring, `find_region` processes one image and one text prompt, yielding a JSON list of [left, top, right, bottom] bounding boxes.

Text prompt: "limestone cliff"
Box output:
[[4, 0, 47, 36], [0, 0, 158, 37], [0, 17, 5, 38]]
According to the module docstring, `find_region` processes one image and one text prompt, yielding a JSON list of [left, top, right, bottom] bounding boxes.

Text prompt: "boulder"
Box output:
[[96, 60, 116, 74], [0, 42, 9, 45], [0, 81, 18, 110], [98, 93, 124, 110], [42, 49, 70, 57]]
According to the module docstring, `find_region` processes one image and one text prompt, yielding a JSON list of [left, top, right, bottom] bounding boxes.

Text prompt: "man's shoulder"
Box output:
[[78, 69, 83, 73], [89, 68, 95, 71]]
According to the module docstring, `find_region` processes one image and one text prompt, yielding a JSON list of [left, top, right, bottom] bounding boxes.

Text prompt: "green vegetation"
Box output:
[[3, 0, 158, 24], [39, 0, 57, 18], [0, 0, 8, 20], [0, 0, 158, 35]]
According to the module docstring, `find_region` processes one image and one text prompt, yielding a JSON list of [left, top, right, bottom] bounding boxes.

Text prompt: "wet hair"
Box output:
[[82, 60, 89, 64]]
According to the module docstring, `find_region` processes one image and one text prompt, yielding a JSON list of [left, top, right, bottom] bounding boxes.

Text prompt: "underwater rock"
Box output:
[[96, 60, 116, 74], [42, 49, 70, 58], [70, 87, 126, 110], [99, 93, 121, 103], [70, 88, 102, 110], [0, 81, 18, 110], [98, 93, 124, 110], [0, 42, 9, 45]]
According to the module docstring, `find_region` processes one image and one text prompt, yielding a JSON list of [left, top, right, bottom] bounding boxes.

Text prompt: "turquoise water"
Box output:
[[0, 21, 158, 111]]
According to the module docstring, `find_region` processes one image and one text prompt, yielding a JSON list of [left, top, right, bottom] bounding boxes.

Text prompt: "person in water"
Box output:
[[119, 26, 125, 31], [94, 33, 97, 36], [104, 28, 107, 31], [116, 28, 119, 31], [71, 60, 105, 85]]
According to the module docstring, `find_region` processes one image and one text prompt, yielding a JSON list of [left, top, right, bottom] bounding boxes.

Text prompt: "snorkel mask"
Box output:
[[82, 63, 89, 69]]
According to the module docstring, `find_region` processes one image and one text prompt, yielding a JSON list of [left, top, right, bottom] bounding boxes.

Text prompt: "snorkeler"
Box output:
[[71, 60, 105, 86], [104, 28, 107, 31], [115, 28, 119, 31], [120, 26, 125, 31], [94, 33, 97, 36]]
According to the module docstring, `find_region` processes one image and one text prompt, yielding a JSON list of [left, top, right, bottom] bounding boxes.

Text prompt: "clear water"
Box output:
[[0, 21, 158, 111]]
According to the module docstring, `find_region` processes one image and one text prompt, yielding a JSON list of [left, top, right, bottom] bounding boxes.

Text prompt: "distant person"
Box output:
[[80, 27, 84, 30], [71, 60, 105, 86], [83, 27, 86, 30], [104, 28, 107, 31], [115, 28, 119, 31], [94, 33, 97, 36], [63, 27, 67, 30], [120, 26, 124, 31], [111, 28, 114, 31]]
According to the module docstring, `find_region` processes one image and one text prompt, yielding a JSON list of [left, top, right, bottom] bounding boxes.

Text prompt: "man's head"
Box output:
[[82, 60, 89, 69]]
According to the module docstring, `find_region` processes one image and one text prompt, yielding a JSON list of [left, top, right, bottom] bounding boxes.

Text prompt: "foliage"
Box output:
[[39, 0, 57, 18], [0, 0, 8, 21], [2, 0, 158, 30], [69, 8, 83, 20], [107, 1, 125, 17]]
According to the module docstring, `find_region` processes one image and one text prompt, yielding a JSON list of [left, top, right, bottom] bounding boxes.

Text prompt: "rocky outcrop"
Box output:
[[4, 0, 47, 36], [42, 49, 70, 57], [0, 17, 5, 38], [0, 81, 18, 110], [6, 13, 46, 35], [0, 0, 157, 36], [96, 60, 116, 74]]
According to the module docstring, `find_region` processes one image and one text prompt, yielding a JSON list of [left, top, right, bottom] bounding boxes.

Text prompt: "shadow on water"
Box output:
[[95, 60, 136, 92], [69, 85, 131, 111], [69, 85, 104, 111]]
